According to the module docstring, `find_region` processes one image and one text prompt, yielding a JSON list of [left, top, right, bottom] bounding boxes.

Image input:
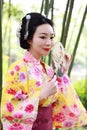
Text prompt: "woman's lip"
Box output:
[[43, 48, 50, 51]]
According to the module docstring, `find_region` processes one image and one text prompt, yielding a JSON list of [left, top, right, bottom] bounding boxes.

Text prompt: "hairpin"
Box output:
[[24, 14, 31, 40], [16, 22, 22, 38]]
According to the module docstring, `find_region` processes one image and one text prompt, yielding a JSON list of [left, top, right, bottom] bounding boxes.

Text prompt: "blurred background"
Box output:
[[0, 0, 87, 129]]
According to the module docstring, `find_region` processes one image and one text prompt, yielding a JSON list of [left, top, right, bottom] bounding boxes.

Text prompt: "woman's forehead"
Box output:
[[35, 24, 54, 35]]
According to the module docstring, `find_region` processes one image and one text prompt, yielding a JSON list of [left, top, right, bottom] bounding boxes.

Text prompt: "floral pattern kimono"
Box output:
[[1, 51, 87, 130]]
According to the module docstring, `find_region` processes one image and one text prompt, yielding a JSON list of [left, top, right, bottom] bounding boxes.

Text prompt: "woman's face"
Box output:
[[28, 24, 55, 60]]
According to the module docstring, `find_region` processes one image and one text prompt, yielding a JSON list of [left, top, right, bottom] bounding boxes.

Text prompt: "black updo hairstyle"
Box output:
[[19, 12, 54, 49]]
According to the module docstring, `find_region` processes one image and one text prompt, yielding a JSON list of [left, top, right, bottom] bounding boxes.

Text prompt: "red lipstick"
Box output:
[[43, 48, 50, 51]]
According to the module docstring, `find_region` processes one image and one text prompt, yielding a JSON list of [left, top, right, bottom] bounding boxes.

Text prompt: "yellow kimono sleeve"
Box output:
[[1, 61, 41, 130], [52, 75, 87, 129]]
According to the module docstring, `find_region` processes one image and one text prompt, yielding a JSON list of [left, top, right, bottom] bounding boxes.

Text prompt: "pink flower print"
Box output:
[[52, 102, 57, 107], [23, 58, 28, 63], [5, 116, 14, 121], [25, 104, 34, 113], [58, 86, 63, 93], [47, 68, 53, 77], [23, 51, 33, 63], [10, 71, 14, 76], [69, 112, 75, 117], [6, 102, 14, 112], [11, 81, 14, 84], [62, 105, 70, 114], [63, 120, 74, 128], [34, 67, 40, 76], [53, 112, 65, 122], [19, 72, 26, 82], [14, 65, 20, 71], [56, 77, 63, 92], [63, 75, 69, 84], [62, 105, 78, 121], [62, 105, 67, 109], [24, 118, 34, 124], [14, 90, 27, 100], [36, 81, 41, 87], [75, 94, 79, 99], [13, 112, 23, 119], [70, 104, 81, 116], [9, 123, 24, 130], [56, 77, 62, 87], [7, 88, 16, 95], [56, 76, 62, 83]]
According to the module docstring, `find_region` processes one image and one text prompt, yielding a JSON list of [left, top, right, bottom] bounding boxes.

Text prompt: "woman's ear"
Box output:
[[27, 39, 32, 45]]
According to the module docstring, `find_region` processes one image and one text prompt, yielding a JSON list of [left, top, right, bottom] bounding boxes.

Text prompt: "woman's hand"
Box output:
[[63, 53, 73, 73], [39, 75, 58, 101]]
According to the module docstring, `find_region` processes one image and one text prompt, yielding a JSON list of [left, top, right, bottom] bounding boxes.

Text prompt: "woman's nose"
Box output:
[[45, 39, 52, 45]]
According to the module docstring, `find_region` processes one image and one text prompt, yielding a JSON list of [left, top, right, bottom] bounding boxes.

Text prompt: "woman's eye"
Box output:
[[50, 37, 54, 39], [39, 36, 54, 40], [40, 36, 46, 39]]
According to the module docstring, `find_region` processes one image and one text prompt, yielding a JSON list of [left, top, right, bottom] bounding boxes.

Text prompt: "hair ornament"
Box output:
[[16, 22, 22, 38], [24, 14, 31, 40]]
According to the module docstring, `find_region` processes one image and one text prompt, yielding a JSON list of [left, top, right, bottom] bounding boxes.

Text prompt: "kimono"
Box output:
[[1, 51, 87, 130]]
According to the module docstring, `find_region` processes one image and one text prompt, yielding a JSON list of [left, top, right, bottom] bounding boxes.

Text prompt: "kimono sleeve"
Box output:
[[1, 62, 40, 130], [52, 74, 87, 128]]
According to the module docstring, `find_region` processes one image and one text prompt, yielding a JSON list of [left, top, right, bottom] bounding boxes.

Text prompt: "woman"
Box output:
[[1, 12, 87, 130]]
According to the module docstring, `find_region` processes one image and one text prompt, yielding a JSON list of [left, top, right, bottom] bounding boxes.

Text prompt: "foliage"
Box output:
[[74, 79, 87, 109], [60, 0, 74, 47], [3, 2, 24, 21], [2, 1, 24, 67], [68, 5, 87, 76]]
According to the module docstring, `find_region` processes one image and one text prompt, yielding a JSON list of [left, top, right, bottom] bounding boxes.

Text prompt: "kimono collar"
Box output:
[[23, 50, 41, 65]]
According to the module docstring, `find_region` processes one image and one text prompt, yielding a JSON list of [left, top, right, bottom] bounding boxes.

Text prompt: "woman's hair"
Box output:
[[18, 12, 54, 49]]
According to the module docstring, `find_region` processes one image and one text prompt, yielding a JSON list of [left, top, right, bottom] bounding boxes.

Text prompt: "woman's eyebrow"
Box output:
[[39, 32, 55, 36]]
